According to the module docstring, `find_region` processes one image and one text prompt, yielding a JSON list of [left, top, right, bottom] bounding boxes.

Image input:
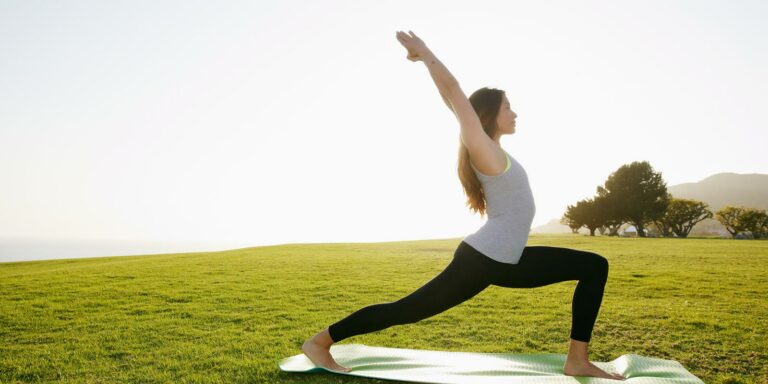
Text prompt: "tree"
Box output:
[[593, 194, 623, 236], [563, 198, 609, 236], [715, 206, 745, 238], [580, 198, 605, 236], [649, 220, 673, 237], [605, 222, 623, 236], [658, 198, 713, 238], [650, 219, 674, 237], [738, 208, 768, 239], [597, 161, 670, 238], [561, 209, 582, 234]]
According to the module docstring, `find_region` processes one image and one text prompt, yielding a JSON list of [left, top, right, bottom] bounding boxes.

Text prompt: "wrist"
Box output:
[[419, 48, 436, 62]]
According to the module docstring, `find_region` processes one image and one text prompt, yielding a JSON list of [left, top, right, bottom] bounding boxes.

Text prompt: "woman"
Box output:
[[301, 30, 625, 381]]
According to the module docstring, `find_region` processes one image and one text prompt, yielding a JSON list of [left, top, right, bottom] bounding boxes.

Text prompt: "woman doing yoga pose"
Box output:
[[301, 30, 626, 381]]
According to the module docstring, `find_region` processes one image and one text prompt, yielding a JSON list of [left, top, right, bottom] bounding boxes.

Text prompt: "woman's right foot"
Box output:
[[301, 338, 352, 373], [564, 359, 625, 380]]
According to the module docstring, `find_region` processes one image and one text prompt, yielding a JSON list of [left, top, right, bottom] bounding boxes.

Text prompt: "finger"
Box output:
[[409, 30, 415, 37]]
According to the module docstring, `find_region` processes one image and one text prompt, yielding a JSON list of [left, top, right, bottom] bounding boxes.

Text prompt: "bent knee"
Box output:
[[592, 253, 609, 276]]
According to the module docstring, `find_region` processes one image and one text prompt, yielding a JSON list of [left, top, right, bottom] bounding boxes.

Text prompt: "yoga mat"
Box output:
[[278, 344, 704, 384]]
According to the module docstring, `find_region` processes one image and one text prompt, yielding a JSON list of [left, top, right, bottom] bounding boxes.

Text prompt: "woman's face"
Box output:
[[496, 95, 518, 135]]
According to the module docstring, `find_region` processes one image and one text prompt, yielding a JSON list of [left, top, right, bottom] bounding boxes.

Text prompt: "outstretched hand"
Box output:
[[396, 30, 428, 62]]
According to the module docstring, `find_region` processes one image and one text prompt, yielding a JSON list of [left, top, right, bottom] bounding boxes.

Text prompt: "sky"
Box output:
[[1, 0, 766, 251]]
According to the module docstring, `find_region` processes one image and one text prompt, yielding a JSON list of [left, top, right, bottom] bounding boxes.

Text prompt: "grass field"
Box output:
[[1, 234, 766, 383]]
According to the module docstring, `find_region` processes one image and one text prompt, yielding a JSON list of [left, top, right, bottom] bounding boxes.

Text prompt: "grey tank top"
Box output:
[[462, 150, 536, 264]]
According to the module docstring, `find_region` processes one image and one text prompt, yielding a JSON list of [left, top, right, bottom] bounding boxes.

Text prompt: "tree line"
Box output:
[[560, 161, 768, 239]]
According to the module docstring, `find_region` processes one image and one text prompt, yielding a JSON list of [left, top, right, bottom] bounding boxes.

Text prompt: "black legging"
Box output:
[[328, 240, 609, 343]]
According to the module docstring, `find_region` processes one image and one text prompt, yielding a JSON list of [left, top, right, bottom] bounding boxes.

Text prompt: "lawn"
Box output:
[[1, 234, 766, 383]]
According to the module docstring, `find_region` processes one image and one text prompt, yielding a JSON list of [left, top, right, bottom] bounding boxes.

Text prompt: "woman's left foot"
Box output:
[[564, 359, 625, 380], [301, 339, 352, 373]]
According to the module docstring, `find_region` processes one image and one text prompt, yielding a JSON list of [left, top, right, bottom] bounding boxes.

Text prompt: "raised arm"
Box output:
[[395, 30, 495, 153]]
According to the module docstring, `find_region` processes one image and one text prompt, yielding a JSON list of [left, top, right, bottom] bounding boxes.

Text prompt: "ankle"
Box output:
[[566, 338, 590, 362], [311, 328, 334, 347], [565, 356, 590, 364]]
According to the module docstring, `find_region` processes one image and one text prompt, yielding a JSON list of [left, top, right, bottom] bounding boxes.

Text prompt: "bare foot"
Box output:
[[564, 359, 625, 380], [301, 339, 352, 373]]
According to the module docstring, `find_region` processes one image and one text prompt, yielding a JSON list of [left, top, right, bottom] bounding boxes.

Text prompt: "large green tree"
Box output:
[[596, 161, 670, 238], [562, 197, 613, 236], [579, 198, 606, 236], [594, 193, 624, 236], [650, 220, 673, 237], [561, 207, 583, 234], [658, 198, 713, 238], [715, 206, 745, 238], [738, 208, 768, 239]]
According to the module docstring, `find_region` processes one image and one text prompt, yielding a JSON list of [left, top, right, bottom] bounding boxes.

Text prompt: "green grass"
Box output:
[[1, 234, 766, 383]]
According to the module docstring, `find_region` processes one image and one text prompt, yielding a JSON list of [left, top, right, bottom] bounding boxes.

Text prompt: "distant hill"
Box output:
[[668, 173, 768, 236], [532, 172, 768, 235], [667, 173, 768, 211]]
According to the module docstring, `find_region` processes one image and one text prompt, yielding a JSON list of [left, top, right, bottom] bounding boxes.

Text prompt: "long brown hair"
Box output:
[[458, 87, 505, 218]]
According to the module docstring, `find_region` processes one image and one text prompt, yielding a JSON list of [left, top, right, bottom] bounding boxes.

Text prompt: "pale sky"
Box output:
[[1, 0, 766, 249]]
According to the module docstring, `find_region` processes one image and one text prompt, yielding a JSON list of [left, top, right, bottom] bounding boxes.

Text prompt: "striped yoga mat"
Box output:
[[278, 344, 704, 384]]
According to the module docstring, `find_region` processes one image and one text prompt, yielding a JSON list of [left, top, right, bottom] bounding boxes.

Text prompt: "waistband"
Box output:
[[455, 241, 512, 269]]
